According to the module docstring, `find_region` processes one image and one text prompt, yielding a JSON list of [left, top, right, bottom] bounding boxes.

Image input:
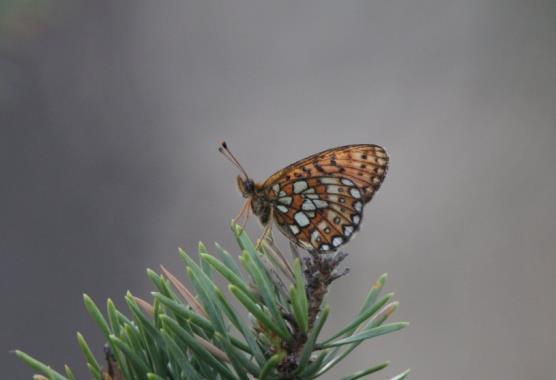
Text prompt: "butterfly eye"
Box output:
[[237, 176, 256, 197], [245, 179, 255, 193]]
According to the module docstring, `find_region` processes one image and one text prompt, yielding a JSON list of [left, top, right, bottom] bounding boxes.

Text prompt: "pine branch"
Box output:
[[15, 224, 409, 380]]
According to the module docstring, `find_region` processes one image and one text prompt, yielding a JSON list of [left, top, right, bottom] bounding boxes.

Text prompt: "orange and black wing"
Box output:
[[262, 144, 389, 252]]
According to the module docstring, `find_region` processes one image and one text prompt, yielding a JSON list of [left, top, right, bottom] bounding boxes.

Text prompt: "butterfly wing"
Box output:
[[263, 144, 388, 203], [262, 144, 388, 251]]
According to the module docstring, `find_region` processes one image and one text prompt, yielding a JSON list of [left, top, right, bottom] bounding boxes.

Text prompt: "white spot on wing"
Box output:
[[293, 181, 308, 194], [341, 178, 354, 186], [272, 184, 280, 193], [354, 201, 363, 212], [302, 200, 316, 211], [352, 215, 361, 225], [320, 244, 330, 251], [294, 211, 310, 227], [277, 205, 288, 213], [279, 196, 292, 205], [320, 177, 339, 185], [313, 199, 328, 208], [311, 230, 320, 244], [332, 236, 343, 247], [279, 190, 286, 197], [344, 226, 354, 237], [290, 225, 300, 235], [350, 188, 361, 198]]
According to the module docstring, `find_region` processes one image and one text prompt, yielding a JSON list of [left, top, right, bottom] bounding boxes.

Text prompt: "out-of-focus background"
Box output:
[[2, 1, 555, 379]]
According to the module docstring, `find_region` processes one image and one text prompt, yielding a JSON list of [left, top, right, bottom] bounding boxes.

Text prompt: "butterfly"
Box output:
[[219, 142, 389, 252]]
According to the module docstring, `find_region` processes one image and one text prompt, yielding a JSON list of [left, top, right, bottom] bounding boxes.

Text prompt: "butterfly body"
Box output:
[[225, 144, 389, 253], [237, 177, 272, 224]]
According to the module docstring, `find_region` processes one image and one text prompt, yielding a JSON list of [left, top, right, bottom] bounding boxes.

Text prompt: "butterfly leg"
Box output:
[[256, 208, 274, 250], [233, 199, 252, 228]]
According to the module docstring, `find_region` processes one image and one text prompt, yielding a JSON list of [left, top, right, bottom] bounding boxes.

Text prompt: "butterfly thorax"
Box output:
[[237, 176, 272, 225]]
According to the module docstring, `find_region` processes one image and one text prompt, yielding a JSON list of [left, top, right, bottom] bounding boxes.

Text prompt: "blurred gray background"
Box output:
[[2, 1, 555, 379]]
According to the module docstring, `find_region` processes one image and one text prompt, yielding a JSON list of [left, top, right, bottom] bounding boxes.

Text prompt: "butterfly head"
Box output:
[[237, 176, 256, 198]]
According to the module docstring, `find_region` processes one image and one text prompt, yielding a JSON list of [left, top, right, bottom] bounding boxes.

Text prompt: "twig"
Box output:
[[275, 244, 350, 378]]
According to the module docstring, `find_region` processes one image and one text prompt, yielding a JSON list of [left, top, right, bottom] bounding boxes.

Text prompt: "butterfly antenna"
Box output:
[[219, 141, 249, 178]]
